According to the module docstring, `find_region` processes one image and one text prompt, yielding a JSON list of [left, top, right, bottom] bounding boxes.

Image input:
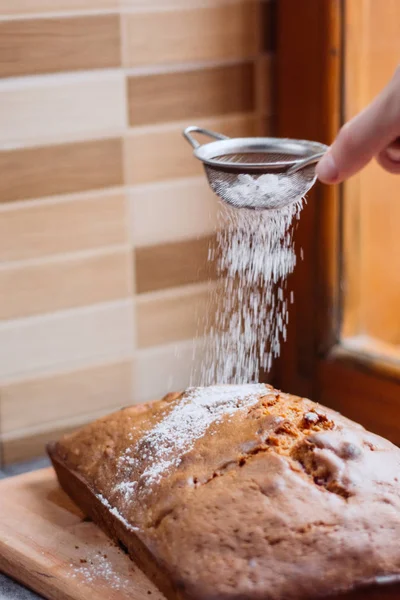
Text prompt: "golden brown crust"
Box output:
[[47, 384, 400, 600]]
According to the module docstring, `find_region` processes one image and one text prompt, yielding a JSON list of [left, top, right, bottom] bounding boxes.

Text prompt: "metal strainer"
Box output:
[[183, 126, 328, 210]]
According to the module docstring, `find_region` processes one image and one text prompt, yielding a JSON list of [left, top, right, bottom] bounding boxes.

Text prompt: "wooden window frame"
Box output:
[[273, 0, 400, 443]]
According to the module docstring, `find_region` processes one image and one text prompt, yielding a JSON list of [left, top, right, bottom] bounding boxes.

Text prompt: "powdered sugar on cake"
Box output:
[[113, 481, 137, 502], [115, 384, 266, 499], [96, 492, 139, 531]]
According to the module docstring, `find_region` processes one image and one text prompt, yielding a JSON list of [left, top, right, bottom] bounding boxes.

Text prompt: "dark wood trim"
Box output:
[[274, 0, 342, 397]]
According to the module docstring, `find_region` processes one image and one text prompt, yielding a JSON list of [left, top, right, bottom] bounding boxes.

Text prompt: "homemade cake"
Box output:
[[48, 384, 400, 600]]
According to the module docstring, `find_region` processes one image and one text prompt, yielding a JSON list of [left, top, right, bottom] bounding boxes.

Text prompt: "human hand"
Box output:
[[316, 67, 400, 184]]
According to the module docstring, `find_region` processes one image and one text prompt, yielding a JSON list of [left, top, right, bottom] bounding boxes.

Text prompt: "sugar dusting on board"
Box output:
[[69, 549, 133, 590], [115, 384, 266, 498]]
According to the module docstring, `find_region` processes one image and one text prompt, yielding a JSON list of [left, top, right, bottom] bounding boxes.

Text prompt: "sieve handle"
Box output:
[[183, 126, 230, 149], [287, 151, 327, 175]]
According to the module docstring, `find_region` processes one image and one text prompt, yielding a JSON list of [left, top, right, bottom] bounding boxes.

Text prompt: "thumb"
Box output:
[[316, 68, 400, 184]]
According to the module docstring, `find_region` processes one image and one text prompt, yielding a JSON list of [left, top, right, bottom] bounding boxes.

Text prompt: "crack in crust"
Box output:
[[186, 404, 351, 499]]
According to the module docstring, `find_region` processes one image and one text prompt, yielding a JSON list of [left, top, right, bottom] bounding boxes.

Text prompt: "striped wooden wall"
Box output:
[[0, 0, 275, 465]]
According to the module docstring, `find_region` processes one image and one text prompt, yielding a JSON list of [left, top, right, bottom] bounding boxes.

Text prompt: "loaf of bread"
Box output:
[[48, 384, 400, 600]]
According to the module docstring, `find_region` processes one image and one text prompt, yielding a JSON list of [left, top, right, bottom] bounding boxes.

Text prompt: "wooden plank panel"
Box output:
[[1, 409, 117, 465], [0, 192, 128, 262], [255, 55, 273, 117], [136, 284, 212, 348], [133, 339, 199, 403], [0, 250, 131, 320], [0, 138, 124, 203], [0, 0, 118, 13], [0, 72, 127, 147], [0, 15, 121, 78], [1, 426, 77, 465], [125, 114, 258, 185], [257, 114, 274, 137], [122, 0, 257, 7], [123, 3, 260, 67], [127, 63, 255, 126], [0, 361, 131, 434], [0, 300, 134, 380], [135, 235, 217, 294], [130, 177, 218, 248]]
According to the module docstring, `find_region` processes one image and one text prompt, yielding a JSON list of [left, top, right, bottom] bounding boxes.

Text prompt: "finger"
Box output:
[[376, 138, 400, 174], [317, 100, 392, 184], [317, 70, 400, 184], [385, 137, 400, 162]]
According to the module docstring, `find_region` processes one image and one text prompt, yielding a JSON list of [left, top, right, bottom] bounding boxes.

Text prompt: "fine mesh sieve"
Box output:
[[183, 126, 329, 210]]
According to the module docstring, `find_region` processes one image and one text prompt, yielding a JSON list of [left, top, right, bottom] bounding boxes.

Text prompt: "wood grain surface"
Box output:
[[0, 16, 121, 78], [0, 468, 164, 600], [0, 138, 124, 204], [127, 63, 255, 126]]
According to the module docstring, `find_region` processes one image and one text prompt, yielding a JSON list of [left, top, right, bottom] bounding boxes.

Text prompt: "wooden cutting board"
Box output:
[[0, 468, 165, 600]]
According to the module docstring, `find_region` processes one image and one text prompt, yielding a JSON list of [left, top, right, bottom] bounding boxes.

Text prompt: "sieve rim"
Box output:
[[193, 137, 329, 174]]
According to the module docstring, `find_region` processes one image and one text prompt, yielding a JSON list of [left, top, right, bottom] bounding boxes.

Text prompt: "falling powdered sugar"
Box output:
[[116, 384, 266, 495], [193, 174, 306, 385]]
